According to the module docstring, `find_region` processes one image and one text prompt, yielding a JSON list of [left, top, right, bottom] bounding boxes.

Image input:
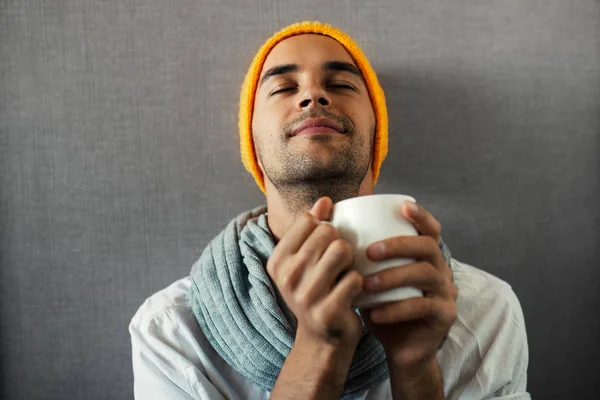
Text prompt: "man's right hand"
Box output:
[[266, 196, 364, 350]]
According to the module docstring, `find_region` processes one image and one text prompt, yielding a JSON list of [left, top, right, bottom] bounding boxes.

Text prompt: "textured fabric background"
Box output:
[[1, 1, 598, 399]]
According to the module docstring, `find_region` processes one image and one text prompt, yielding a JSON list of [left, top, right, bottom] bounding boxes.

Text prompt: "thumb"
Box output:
[[309, 196, 333, 221]]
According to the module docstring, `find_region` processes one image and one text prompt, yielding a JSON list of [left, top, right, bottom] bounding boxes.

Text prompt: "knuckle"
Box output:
[[432, 269, 446, 288], [279, 255, 309, 290], [425, 235, 438, 251], [318, 223, 339, 239], [450, 283, 459, 300], [350, 270, 364, 288], [340, 239, 354, 254], [434, 219, 442, 235], [385, 236, 400, 250], [310, 307, 326, 328], [292, 251, 311, 268], [266, 256, 278, 278], [328, 238, 345, 252], [340, 269, 362, 292], [279, 272, 294, 291], [418, 299, 433, 316], [329, 239, 353, 259], [422, 262, 438, 279], [300, 213, 318, 227], [296, 290, 312, 310]]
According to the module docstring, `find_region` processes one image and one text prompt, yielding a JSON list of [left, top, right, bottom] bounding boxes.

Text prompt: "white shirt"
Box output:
[[130, 258, 530, 400]]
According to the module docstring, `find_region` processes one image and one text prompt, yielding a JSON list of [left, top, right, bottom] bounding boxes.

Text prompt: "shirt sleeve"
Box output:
[[462, 284, 531, 400], [485, 285, 530, 400], [129, 309, 226, 400]]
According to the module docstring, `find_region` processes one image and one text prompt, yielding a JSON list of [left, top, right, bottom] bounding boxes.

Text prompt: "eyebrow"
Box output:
[[259, 64, 299, 86], [322, 61, 362, 77], [258, 60, 363, 87]]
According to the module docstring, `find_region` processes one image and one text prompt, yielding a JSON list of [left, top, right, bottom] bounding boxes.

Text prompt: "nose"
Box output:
[[297, 86, 331, 110]]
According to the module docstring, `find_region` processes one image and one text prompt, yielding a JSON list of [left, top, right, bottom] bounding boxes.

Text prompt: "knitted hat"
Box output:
[[239, 21, 388, 193]]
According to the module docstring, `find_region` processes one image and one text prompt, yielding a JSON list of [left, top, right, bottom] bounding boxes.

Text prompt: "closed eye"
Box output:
[[328, 83, 356, 91], [271, 87, 297, 96]]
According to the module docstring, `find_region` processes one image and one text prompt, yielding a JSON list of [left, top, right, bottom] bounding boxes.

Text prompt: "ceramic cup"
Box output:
[[329, 194, 422, 309]]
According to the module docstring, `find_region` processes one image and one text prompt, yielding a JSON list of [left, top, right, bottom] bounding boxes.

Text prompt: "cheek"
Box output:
[[267, 110, 291, 134], [255, 97, 295, 137], [253, 115, 279, 146], [362, 108, 376, 134], [354, 109, 373, 132]]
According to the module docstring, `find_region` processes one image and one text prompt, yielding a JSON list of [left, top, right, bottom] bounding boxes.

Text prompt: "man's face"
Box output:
[[252, 34, 376, 192]]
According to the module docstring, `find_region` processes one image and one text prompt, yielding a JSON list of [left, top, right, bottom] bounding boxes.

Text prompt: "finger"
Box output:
[[297, 222, 339, 265], [301, 239, 354, 303], [268, 213, 319, 276], [399, 201, 441, 243], [369, 297, 455, 328], [321, 269, 363, 313], [309, 196, 333, 222], [362, 262, 451, 298], [367, 236, 446, 271]]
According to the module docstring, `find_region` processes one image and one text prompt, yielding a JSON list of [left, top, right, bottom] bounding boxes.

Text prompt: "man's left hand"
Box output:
[[360, 200, 458, 374]]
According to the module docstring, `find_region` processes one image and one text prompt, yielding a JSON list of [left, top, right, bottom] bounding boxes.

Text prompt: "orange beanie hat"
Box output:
[[239, 21, 388, 194]]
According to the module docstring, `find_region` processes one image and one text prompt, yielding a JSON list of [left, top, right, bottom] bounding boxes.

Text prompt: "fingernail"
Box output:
[[405, 200, 418, 215], [364, 276, 380, 291], [367, 243, 386, 260]]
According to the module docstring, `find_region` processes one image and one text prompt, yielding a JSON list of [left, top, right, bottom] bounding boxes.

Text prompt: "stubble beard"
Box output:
[[255, 116, 375, 218]]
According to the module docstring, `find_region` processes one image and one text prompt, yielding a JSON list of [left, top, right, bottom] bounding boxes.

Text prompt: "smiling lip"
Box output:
[[292, 118, 345, 137]]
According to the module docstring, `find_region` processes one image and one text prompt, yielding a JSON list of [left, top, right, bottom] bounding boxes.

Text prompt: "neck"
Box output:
[[265, 175, 374, 242]]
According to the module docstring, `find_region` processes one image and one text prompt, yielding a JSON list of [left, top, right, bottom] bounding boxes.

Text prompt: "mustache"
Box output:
[[282, 109, 355, 137]]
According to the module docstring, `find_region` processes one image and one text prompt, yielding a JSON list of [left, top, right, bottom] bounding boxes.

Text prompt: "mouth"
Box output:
[[291, 117, 345, 137]]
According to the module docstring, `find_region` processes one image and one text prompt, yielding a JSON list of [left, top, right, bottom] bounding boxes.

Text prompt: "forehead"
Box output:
[[261, 34, 357, 73]]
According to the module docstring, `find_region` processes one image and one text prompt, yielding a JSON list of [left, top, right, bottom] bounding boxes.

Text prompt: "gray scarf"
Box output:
[[189, 206, 452, 396]]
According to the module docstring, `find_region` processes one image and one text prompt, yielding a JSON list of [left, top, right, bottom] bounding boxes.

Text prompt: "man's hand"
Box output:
[[267, 197, 365, 400], [360, 200, 457, 398], [266, 196, 364, 349]]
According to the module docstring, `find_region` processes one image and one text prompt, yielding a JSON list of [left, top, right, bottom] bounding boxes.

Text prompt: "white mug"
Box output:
[[329, 194, 422, 309]]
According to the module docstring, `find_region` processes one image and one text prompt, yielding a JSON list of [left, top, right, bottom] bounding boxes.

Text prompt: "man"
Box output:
[[130, 21, 530, 399]]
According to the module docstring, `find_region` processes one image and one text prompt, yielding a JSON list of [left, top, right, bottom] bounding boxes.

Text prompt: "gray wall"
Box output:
[[1, 0, 599, 399]]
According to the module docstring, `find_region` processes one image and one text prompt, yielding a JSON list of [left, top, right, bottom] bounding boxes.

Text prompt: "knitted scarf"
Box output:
[[189, 206, 452, 396]]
